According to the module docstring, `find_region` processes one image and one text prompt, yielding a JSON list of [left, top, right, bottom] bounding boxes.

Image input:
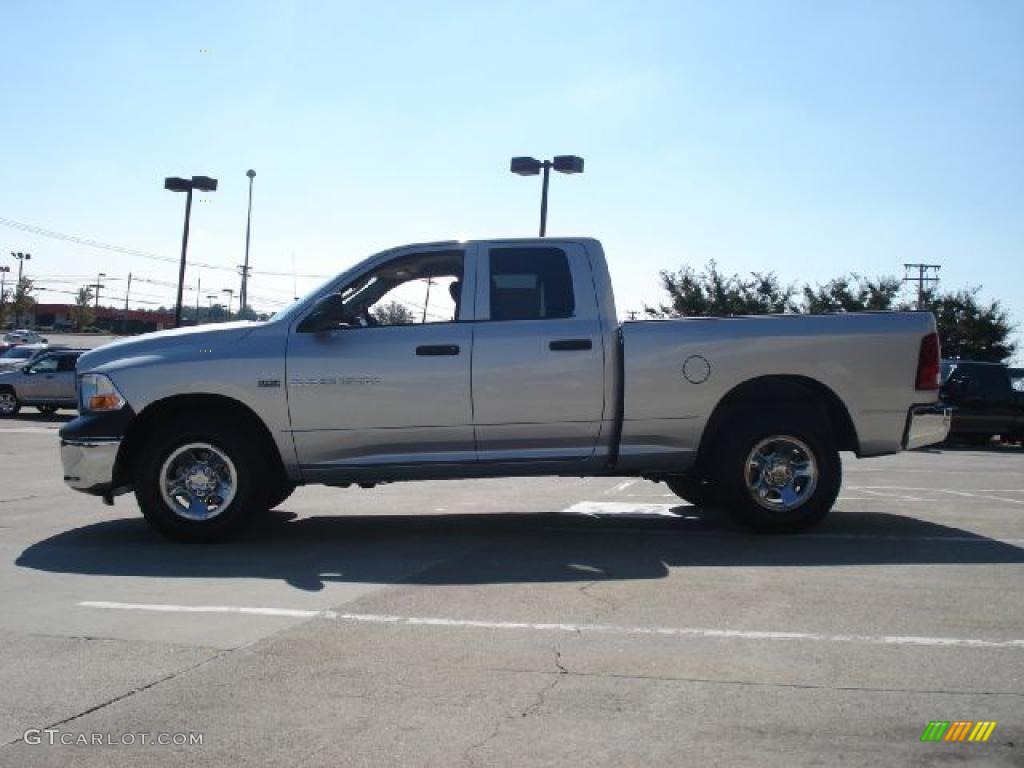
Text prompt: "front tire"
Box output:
[[713, 411, 841, 533], [134, 415, 270, 542]]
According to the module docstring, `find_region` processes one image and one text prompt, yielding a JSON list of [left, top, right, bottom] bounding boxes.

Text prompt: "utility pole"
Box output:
[[902, 263, 941, 309], [121, 272, 132, 334], [94, 272, 106, 310], [422, 278, 433, 323], [195, 272, 202, 324]]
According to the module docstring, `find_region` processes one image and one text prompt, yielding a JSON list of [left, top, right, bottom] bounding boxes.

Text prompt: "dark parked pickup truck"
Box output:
[[940, 360, 1024, 445]]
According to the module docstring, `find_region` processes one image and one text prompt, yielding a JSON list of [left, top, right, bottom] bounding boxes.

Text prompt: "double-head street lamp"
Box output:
[[509, 155, 584, 237], [164, 175, 218, 327], [9, 253, 31, 326], [11, 252, 31, 283]]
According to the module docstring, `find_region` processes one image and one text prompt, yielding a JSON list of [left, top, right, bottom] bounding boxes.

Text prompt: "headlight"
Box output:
[[78, 373, 127, 412]]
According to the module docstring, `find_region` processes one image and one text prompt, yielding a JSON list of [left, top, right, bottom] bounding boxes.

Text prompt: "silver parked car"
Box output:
[[0, 343, 51, 371], [0, 349, 83, 416]]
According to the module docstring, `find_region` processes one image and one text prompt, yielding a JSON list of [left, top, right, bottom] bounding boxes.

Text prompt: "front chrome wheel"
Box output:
[[744, 435, 818, 512], [159, 442, 238, 521]]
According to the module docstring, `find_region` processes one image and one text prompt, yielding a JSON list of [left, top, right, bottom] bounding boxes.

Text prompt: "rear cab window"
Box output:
[[488, 247, 575, 321]]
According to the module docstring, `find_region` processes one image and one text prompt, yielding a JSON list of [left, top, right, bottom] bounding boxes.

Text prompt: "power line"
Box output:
[[0, 216, 331, 278]]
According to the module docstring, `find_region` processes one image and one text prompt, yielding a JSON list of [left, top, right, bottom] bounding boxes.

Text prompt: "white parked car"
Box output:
[[3, 330, 46, 345]]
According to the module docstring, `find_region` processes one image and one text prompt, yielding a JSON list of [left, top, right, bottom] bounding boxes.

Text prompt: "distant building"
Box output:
[[29, 304, 175, 334]]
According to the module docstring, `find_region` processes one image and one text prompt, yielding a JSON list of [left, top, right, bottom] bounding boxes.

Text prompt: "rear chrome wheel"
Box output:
[[714, 411, 840, 533], [744, 436, 817, 512]]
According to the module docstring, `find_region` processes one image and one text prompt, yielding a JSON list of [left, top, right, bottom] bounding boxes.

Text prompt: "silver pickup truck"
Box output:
[[60, 238, 950, 541]]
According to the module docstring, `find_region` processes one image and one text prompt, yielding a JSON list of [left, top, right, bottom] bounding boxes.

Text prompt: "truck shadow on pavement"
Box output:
[[15, 508, 1024, 592]]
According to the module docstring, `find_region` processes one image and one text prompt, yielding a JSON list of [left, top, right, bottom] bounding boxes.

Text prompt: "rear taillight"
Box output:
[[915, 332, 940, 390]]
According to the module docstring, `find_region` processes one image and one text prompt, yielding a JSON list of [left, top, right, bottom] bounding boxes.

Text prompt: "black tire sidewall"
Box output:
[[714, 410, 841, 533], [665, 476, 715, 507], [134, 417, 268, 542]]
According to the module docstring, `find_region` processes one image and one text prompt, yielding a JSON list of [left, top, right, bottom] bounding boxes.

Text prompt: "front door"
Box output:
[[22, 354, 62, 401], [287, 246, 476, 477]]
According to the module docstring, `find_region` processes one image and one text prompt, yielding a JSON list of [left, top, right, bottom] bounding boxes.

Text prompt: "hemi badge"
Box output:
[[257, 379, 281, 388]]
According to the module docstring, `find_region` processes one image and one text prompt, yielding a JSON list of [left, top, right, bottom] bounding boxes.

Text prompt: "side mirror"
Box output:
[[297, 293, 347, 333]]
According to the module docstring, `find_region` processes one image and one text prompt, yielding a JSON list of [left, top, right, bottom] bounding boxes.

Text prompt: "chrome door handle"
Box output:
[[416, 344, 460, 356]]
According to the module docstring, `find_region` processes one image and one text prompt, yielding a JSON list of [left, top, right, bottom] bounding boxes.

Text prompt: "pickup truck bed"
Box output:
[[59, 237, 950, 541]]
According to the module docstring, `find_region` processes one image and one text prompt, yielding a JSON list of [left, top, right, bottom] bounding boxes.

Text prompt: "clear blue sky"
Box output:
[[1, 1, 1021, 357]]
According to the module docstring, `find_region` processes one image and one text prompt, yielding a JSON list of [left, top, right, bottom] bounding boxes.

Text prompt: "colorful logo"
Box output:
[[921, 721, 997, 742]]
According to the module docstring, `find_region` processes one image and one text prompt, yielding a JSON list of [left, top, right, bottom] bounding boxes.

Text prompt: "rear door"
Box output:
[[470, 243, 606, 462], [54, 353, 80, 403]]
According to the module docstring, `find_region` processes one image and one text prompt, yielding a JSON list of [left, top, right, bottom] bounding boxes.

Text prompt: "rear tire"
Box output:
[[0, 389, 20, 418], [665, 476, 715, 506], [713, 410, 841, 533], [134, 415, 270, 542]]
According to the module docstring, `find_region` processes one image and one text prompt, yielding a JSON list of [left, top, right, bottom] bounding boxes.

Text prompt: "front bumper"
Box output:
[[60, 438, 121, 494], [902, 404, 952, 450]]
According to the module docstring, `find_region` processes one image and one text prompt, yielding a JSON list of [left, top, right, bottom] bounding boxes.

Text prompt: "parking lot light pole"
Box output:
[[222, 288, 234, 320], [509, 156, 584, 236], [240, 169, 255, 314], [10, 253, 31, 326], [0, 266, 9, 313], [165, 175, 218, 327], [11, 252, 31, 284]]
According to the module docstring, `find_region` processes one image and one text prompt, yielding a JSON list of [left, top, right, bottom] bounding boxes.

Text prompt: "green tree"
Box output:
[[645, 261, 797, 317], [12, 277, 35, 327], [0, 286, 11, 327], [235, 304, 259, 321], [70, 286, 96, 331], [802, 274, 905, 313], [923, 288, 1016, 362], [371, 300, 416, 325]]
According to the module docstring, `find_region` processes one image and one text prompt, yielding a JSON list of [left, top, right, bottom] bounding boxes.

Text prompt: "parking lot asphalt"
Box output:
[[0, 418, 1021, 766]]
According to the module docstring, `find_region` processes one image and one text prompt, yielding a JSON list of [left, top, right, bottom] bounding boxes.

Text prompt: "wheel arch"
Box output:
[[694, 375, 859, 472], [113, 393, 287, 490]]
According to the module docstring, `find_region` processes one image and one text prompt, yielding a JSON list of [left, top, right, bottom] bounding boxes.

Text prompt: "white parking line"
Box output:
[[604, 480, 637, 496], [938, 489, 1024, 506], [563, 501, 684, 517], [857, 488, 924, 502], [78, 601, 1024, 650]]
